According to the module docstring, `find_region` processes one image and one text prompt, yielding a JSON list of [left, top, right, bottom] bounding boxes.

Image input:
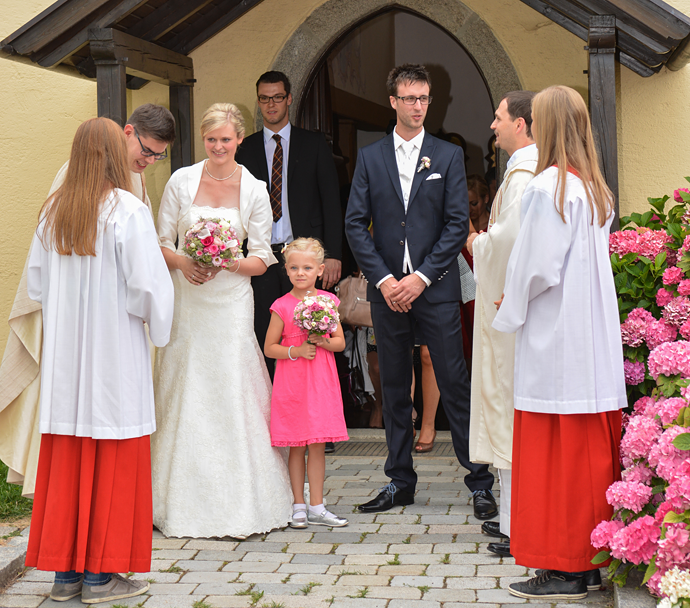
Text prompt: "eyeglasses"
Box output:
[[395, 95, 433, 106], [134, 128, 168, 161], [258, 94, 288, 104]]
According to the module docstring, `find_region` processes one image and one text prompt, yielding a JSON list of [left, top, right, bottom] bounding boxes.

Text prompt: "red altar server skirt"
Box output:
[[26, 434, 152, 574], [511, 409, 622, 572]]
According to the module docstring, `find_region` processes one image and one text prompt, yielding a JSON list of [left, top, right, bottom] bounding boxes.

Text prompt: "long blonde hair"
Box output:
[[532, 85, 614, 227], [40, 117, 132, 256]]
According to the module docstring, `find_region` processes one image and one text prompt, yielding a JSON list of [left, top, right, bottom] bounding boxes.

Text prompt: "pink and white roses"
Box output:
[[183, 218, 240, 269]]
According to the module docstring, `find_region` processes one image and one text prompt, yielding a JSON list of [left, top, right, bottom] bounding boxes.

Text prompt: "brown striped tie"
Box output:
[[270, 133, 283, 222]]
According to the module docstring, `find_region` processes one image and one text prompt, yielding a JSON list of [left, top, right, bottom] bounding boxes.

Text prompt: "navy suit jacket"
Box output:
[[344, 131, 468, 304]]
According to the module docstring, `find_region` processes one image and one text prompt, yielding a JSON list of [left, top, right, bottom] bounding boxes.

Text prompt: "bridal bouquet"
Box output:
[[293, 294, 340, 336], [183, 218, 240, 269]]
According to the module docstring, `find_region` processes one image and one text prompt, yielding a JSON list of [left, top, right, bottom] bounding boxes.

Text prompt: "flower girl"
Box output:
[[264, 238, 349, 528]]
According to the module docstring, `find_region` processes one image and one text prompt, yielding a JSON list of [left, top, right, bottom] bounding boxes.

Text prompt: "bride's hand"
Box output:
[[204, 266, 224, 282], [179, 257, 214, 286]]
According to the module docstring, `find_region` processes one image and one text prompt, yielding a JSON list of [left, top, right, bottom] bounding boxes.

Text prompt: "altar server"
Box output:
[[24, 117, 174, 605], [493, 85, 625, 600]]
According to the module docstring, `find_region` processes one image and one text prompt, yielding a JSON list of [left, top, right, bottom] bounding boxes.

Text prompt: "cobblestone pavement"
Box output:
[[0, 453, 613, 608]]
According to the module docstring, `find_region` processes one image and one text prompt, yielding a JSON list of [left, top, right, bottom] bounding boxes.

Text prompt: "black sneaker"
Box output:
[[535, 568, 602, 591], [325, 442, 335, 453], [508, 571, 588, 600]]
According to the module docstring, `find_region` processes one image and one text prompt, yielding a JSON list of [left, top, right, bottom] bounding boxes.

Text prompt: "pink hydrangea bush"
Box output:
[[597, 182, 690, 597]]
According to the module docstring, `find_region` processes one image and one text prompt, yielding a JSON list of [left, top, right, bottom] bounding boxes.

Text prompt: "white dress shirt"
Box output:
[[263, 123, 293, 245], [376, 128, 431, 289]]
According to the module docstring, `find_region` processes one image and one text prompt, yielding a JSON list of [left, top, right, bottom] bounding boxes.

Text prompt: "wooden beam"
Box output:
[[96, 61, 127, 127], [518, 0, 662, 75], [88, 28, 194, 85], [168, 0, 265, 55], [34, 0, 148, 68], [2, 0, 111, 54], [170, 85, 194, 173], [128, 0, 214, 42], [588, 15, 619, 230]]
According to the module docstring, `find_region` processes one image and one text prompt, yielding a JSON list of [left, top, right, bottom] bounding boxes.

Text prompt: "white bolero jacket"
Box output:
[[157, 160, 277, 269]]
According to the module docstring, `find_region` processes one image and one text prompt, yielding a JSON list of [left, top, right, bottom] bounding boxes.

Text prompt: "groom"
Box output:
[[345, 64, 496, 516]]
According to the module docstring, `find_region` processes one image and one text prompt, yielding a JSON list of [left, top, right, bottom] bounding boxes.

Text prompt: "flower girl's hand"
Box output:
[[298, 340, 317, 360], [309, 334, 329, 348]]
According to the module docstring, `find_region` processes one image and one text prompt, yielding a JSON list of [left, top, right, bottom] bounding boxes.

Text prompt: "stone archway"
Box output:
[[267, 0, 522, 129]]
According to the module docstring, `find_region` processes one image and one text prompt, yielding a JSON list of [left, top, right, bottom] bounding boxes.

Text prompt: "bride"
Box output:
[[153, 103, 292, 538]]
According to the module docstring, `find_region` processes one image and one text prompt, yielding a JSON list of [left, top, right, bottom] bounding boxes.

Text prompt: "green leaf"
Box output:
[[641, 210, 655, 226], [652, 484, 666, 495], [592, 550, 611, 565], [631, 212, 643, 226], [685, 176, 690, 184], [672, 432, 690, 451], [614, 273, 628, 290], [642, 556, 657, 585], [655, 251, 668, 268], [663, 511, 686, 523], [667, 223, 682, 239]]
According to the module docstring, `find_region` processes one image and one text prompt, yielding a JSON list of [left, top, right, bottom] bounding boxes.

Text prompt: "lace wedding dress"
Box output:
[[152, 204, 292, 538]]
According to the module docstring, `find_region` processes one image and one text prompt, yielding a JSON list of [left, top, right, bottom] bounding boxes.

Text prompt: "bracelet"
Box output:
[[288, 345, 298, 361], [230, 259, 240, 273]]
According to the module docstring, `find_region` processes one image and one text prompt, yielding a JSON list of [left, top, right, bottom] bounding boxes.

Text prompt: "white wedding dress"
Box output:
[[152, 204, 292, 538]]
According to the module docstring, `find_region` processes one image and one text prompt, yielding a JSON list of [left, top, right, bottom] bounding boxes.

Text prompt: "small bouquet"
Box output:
[[183, 218, 240, 268], [293, 294, 340, 336]]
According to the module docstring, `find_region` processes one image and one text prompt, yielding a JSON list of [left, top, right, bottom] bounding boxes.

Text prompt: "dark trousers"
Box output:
[[371, 297, 494, 493], [252, 250, 292, 380]]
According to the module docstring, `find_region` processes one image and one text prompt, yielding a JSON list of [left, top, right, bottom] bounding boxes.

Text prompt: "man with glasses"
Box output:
[[345, 64, 496, 516], [53, 104, 175, 217], [236, 70, 342, 382], [0, 104, 175, 496]]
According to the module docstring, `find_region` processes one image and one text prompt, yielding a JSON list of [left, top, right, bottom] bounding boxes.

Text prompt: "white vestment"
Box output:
[[27, 189, 174, 439], [493, 167, 626, 415], [469, 144, 538, 469], [0, 167, 154, 492]]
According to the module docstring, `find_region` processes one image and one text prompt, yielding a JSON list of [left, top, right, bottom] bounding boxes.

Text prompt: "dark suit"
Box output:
[[345, 131, 493, 493], [236, 126, 341, 372]]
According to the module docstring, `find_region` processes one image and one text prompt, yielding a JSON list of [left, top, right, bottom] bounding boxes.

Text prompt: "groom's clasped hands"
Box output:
[[380, 274, 426, 312]]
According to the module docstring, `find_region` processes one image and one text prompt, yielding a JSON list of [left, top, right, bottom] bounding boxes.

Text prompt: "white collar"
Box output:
[[507, 143, 537, 171], [393, 127, 425, 152], [263, 122, 291, 144]]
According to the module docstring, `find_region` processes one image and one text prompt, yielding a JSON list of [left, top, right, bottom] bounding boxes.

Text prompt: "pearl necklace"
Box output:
[[205, 160, 239, 181]]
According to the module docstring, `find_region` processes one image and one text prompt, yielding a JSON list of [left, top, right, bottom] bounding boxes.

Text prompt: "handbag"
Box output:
[[348, 328, 369, 409], [335, 275, 373, 327]]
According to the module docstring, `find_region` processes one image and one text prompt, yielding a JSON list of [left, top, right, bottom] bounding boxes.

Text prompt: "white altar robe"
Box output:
[[469, 144, 538, 468], [27, 189, 174, 439], [0, 169, 154, 493], [492, 167, 626, 415]]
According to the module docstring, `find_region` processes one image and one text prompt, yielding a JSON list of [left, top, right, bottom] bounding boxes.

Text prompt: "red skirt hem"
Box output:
[[26, 434, 153, 574], [511, 410, 621, 572]]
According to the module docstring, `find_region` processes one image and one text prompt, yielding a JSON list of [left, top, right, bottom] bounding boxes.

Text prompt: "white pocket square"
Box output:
[[426, 173, 442, 180]]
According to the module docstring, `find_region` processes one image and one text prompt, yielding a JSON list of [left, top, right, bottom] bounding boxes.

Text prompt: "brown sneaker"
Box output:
[[50, 576, 84, 601], [81, 574, 149, 604]]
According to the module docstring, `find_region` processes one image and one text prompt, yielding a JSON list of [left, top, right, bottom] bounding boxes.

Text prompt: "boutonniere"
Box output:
[[417, 156, 431, 173]]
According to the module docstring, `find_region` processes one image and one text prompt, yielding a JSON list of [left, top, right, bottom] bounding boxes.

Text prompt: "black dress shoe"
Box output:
[[487, 541, 512, 557], [325, 442, 335, 453], [357, 483, 414, 513], [535, 569, 602, 592], [472, 488, 498, 520], [481, 521, 508, 540], [509, 570, 587, 600]]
